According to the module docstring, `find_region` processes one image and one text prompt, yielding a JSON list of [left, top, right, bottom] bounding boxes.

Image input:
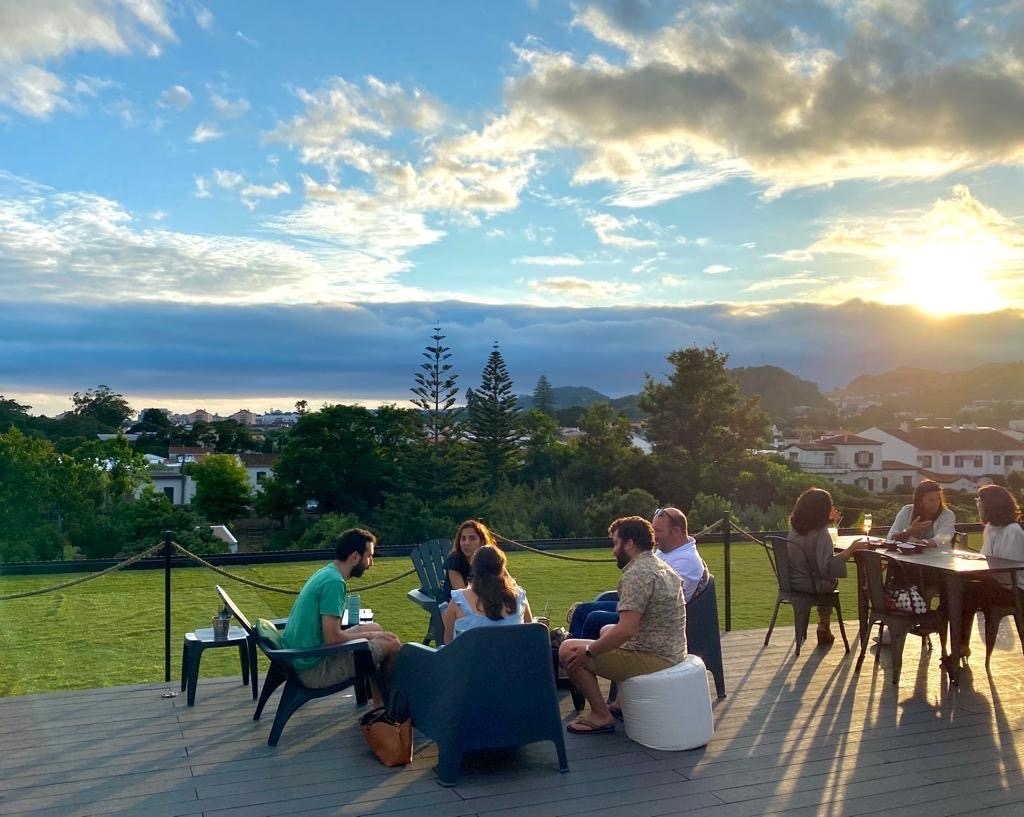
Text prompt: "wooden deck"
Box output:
[[2, 624, 1024, 817]]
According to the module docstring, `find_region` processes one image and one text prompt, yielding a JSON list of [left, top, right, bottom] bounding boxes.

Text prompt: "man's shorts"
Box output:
[[591, 647, 675, 683], [297, 638, 385, 689]]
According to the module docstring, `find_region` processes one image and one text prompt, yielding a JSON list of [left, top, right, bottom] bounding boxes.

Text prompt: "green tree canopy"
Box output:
[[411, 325, 460, 445], [187, 454, 252, 525], [640, 345, 769, 508], [72, 385, 133, 430]]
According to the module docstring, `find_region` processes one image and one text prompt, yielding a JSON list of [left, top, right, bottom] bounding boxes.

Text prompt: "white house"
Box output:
[[239, 453, 278, 492], [858, 425, 1024, 479]]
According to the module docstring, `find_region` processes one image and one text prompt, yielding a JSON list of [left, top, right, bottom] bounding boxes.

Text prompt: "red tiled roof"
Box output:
[[785, 443, 835, 451], [879, 426, 1023, 452], [823, 434, 882, 445], [881, 460, 918, 470]]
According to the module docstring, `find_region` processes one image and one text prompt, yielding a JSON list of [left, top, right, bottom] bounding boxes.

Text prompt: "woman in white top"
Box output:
[[958, 484, 1024, 658], [441, 545, 533, 644], [887, 479, 956, 548]]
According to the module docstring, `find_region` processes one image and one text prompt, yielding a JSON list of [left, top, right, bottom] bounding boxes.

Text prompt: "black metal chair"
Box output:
[[216, 585, 376, 746], [853, 551, 948, 685], [406, 538, 450, 645], [763, 536, 849, 657]]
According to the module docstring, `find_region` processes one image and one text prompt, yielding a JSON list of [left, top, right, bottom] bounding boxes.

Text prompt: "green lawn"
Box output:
[[0, 543, 861, 696]]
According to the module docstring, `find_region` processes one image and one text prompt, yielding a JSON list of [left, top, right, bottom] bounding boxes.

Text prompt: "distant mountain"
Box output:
[[517, 385, 608, 410], [841, 362, 1024, 413], [729, 365, 832, 420]]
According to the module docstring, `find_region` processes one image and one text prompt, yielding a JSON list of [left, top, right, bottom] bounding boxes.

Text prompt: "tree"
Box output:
[[570, 402, 644, 495], [295, 399, 309, 415], [0, 429, 68, 561], [640, 345, 770, 508], [532, 375, 555, 416], [187, 454, 252, 524], [71, 385, 133, 430], [467, 343, 520, 487], [411, 325, 460, 445], [272, 404, 423, 517], [0, 395, 31, 432]]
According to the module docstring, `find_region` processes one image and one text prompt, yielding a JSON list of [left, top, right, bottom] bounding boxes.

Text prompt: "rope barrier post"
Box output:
[[722, 512, 732, 632], [163, 530, 172, 683]]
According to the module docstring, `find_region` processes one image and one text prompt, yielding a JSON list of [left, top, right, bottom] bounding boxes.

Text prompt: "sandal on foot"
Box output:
[[609, 707, 624, 722], [566, 718, 615, 735]]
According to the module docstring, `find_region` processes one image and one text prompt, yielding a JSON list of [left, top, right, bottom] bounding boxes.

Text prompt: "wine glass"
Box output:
[[862, 513, 873, 542]]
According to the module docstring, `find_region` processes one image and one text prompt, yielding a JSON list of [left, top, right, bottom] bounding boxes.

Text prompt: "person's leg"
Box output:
[[558, 639, 614, 731], [581, 610, 619, 640], [569, 601, 618, 638]]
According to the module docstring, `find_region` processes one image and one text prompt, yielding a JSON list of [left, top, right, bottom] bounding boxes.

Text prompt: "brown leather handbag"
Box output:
[[359, 695, 412, 767]]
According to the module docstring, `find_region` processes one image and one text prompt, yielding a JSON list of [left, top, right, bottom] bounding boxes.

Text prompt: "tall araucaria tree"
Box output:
[[410, 325, 460, 444], [467, 342, 521, 487]]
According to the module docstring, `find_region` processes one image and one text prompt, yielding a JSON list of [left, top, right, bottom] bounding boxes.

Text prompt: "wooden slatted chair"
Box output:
[[406, 538, 451, 645]]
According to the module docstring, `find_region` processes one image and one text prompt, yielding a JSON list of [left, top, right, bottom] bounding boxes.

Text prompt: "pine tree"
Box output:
[[532, 374, 555, 416], [467, 342, 521, 486], [410, 325, 460, 444]]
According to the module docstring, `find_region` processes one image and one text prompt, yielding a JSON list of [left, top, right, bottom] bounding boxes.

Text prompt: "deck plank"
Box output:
[[1, 622, 1023, 816]]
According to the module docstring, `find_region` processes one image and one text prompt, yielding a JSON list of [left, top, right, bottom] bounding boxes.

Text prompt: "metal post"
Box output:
[[164, 530, 172, 683], [722, 512, 732, 632]]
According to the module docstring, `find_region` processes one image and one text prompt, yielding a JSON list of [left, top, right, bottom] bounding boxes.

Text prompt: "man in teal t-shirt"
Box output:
[[282, 528, 400, 697]]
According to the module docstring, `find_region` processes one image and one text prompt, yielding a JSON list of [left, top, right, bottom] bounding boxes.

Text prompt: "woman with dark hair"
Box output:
[[959, 485, 1024, 659], [441, 520, 496, 602], [887, 479, 956, 547], [787, 487, 869, 646], [441, 545, 533, 644]]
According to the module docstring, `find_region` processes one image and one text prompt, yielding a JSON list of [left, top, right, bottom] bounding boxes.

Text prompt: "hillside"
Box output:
[[842, 362, 1024, 412], [729, 365, 831, 419]]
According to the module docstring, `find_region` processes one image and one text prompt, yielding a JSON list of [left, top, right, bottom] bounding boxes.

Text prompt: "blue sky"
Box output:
[[2, 1, 1023, 416]]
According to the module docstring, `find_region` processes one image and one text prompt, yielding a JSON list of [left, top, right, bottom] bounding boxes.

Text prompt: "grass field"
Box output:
[[0, 542, 861, 696]]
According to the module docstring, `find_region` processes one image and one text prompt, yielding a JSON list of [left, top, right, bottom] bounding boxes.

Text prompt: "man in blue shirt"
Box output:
[[282, 528, 400, 701]]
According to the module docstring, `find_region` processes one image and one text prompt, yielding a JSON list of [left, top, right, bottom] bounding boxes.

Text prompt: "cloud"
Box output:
[[744, 272, 819, 293], [528, 276, 640, 300], [236, 30, 259, 47], [513, 254, 584, 266], [765, 249, 813, 262], [212, 169, 244, 189], [240, 181, 291, 210], [158, 84, 192, 109], [430, 1, 1024, 210], [585, 212, 657, 248], [195, 6, 213, 31], [5, 301, 1024, 411], [210, 93, 249, 119], [0, 173, 430, 306], [809, 185, 1024, 310], [189, 123, 224, 143], [0, 0, 175, 118], [703, 264, 731, 274]]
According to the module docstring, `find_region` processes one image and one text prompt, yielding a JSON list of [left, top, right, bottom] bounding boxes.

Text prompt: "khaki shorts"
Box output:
[[297, 639, 385, 689], [591, 648, 675, 683]]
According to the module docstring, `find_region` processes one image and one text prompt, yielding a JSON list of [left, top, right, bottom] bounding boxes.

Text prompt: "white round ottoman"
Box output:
[[618, 654, 714, 751]]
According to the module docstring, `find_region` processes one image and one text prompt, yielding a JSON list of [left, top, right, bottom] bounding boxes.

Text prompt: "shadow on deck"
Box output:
[[2, 624, 1024, 817]]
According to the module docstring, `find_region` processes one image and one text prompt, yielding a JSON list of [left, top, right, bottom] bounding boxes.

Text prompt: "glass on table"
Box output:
[[861, 513, 873, 540], [934, 532, 953, 552]]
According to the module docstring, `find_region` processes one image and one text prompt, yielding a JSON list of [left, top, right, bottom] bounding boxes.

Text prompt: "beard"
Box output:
[[350, 562, 367, 579], [615, 551, 630, 569]]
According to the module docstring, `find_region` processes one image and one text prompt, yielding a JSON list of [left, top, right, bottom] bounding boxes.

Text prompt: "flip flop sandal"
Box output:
[[566, 719, 615, 735], [609, 708, 624, 722]]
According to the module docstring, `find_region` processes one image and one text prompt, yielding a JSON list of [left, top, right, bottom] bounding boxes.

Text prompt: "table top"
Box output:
[[190, 626, 248, 642], [836, 535, 1024, 575]]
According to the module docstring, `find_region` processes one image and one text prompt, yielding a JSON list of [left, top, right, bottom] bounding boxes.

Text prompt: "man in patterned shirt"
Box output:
[[558, 516, 687, 735]]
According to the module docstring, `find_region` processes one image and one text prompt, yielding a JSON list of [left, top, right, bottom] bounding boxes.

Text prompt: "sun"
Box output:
[[884, 237, 1004, 317]]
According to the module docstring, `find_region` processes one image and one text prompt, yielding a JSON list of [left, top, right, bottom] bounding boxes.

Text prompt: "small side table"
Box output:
[[181, 626, 258, 707]]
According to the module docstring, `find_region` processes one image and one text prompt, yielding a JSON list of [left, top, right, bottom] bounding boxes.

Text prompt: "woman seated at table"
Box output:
[[787, 488, 869, 646], [887, 479, 956, 547], [958, 485, 1024, 659], [441, 519, 496, 603], [442, 545, 533, 644]]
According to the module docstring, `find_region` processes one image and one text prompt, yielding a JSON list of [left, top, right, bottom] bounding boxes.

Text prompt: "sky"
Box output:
[[2, 0, 1024, 417]]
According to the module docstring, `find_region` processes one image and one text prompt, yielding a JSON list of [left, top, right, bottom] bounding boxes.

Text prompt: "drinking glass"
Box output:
[[934, 532, 952, 552], [862, 513, 873, 540]]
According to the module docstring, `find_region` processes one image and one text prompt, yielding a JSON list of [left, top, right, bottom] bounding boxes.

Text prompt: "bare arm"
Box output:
[[522, 598, 533, 624], [447, 569, 467, 592], [442, 601, 460, 645]]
